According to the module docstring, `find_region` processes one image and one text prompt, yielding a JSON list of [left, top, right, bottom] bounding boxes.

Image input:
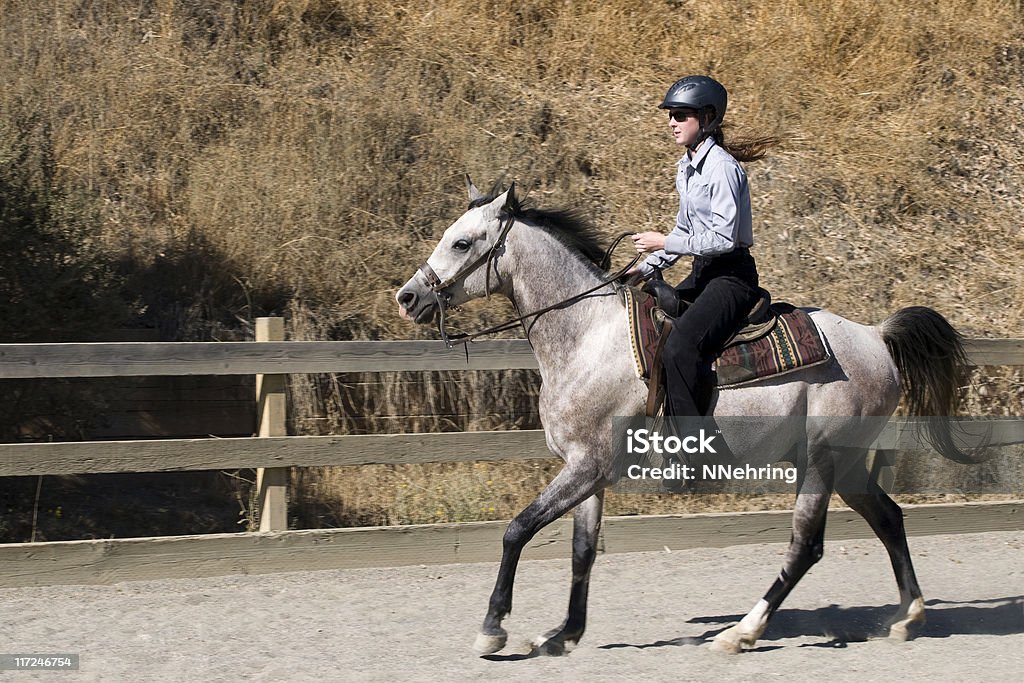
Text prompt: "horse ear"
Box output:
[[483, 185, 514, 221], [466, 175, 484, 202]]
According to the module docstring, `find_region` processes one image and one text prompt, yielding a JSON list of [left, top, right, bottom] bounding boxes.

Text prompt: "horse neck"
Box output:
[[502, 223, 616, 363]]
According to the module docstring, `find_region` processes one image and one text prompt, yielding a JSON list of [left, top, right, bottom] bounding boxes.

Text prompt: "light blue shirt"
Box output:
[[640, 139, 753, 275]]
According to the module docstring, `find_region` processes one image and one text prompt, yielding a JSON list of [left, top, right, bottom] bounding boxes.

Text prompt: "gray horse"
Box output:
[[396, 180, 976, 655]]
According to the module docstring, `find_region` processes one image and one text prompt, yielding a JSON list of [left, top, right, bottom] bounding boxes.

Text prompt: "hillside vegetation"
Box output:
[[2, 1, 1022, 533]]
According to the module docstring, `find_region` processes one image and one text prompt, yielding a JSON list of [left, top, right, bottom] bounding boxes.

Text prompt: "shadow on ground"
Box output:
[[595, 595, 1024, 652]]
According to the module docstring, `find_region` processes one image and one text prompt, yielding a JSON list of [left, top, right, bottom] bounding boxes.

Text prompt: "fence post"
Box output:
[[255, 317, 288, 532], [866, 448, 896, 493]]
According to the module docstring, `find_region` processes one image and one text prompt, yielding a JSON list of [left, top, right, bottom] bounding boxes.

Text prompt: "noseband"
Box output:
[[418, 217, 641, 348]]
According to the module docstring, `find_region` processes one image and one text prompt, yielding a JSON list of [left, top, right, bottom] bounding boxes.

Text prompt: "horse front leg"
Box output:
[[531, 490, 605, 655], [474, 462, 606, 656]]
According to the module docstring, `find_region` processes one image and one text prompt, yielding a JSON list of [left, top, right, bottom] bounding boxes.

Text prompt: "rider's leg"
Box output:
[[662, 274, 757, 417]]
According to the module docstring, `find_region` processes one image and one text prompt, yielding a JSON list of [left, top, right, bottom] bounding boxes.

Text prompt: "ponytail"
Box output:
[[710, 127, 778, 163]]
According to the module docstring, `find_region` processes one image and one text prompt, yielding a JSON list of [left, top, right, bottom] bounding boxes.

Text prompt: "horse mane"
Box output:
[[469, 185, 607, 270]]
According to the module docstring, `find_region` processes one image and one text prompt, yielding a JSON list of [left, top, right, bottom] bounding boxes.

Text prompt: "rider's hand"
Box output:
[[631, 231, 667, 254], [620, 266, 647, 286]]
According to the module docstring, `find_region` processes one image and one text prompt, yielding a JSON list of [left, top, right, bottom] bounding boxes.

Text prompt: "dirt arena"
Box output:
[[1, 530, 1021, 681]]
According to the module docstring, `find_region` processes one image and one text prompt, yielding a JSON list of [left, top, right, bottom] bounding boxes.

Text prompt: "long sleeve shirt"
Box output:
[[639, 138, 754, 276]]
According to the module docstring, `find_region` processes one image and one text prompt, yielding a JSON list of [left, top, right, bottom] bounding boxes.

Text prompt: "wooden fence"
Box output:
[[0, 319, 1021, 587]]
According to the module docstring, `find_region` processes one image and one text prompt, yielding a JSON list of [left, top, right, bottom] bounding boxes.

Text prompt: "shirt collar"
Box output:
[[679, 137, 717, 172]]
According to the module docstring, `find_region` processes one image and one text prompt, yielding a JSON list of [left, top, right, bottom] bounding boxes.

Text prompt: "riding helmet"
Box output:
[[659, 75, 728, 131]]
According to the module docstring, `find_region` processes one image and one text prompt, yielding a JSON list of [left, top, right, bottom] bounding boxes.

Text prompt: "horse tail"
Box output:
[[880, 306, 980, 463]]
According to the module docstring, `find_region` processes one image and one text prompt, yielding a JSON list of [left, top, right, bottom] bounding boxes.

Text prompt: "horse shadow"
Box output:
[[596, 595, 1024, 652]]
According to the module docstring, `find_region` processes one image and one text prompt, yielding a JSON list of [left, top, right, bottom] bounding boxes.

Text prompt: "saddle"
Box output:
[[624, 284, 832, 416], [642, 277, 777, 345]]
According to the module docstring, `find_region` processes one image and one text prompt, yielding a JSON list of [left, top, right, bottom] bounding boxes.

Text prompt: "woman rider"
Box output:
[[629, 75, 776, 418]]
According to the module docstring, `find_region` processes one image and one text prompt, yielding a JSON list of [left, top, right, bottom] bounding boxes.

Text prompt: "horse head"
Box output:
[[396, 178, 514, 325]]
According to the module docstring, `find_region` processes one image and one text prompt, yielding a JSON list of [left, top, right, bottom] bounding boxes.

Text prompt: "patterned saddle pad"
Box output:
[[624, 287, 832, 388]]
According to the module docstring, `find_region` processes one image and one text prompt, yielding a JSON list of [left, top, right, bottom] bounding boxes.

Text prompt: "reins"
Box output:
[[420, 224, 641, 348]]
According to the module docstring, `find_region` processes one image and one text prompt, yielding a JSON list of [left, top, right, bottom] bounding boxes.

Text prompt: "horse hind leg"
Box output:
[[838, 483, 926, 641], [531, 490, 604, 656], [711, 457, 834, 654]]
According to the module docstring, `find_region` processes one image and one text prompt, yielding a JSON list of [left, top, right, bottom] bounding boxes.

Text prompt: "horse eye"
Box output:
[[452, 239, 471, 252]]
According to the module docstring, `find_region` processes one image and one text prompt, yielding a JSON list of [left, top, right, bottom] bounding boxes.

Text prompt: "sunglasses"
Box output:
[[667, 109, 698, 122]]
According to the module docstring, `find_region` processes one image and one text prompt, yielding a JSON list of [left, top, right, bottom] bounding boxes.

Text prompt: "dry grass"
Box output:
[[2, 1, 1023, 529]]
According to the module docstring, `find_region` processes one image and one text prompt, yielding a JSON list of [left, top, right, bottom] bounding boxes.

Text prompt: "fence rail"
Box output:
[[1, 419, 1022, 478], [1, 323, 1022, 586], [0, 339, 539, 378], [2, 336, 1021, 379], [1, 502, 1019, 588]]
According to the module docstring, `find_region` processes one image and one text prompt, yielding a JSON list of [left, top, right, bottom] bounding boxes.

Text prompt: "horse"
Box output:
[[395, 179, 977, 656]]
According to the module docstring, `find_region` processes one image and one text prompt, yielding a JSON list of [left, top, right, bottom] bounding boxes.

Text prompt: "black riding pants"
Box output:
[[663, 249, 759, 417]]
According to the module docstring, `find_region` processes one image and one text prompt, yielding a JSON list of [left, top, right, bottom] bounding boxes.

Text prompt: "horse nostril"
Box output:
[[398, 290, 417, 309]]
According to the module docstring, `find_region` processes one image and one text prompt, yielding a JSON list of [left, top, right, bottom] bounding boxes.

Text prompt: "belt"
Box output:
[[695, 247, 751, 265]]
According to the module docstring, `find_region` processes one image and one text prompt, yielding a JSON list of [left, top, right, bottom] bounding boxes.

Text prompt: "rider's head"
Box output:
[[659, 75, 727, 151]]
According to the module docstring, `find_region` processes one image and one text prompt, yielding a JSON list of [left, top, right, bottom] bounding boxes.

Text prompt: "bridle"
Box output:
[[417, 213, 516, 309], [416, 216, 642, 348]]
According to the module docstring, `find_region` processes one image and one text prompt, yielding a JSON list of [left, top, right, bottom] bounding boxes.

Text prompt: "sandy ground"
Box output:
[[1, 531, 1021, 682]]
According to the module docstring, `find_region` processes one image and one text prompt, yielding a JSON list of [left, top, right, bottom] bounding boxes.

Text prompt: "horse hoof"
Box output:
[[888, 617, 924, 642], [887, 597, 926, 642], [473, 630, 508, 655], [709, 625, 752, 654], [888, 625, 910, 642], [708, 636, 743, 654], [531, 632, 575, 657]]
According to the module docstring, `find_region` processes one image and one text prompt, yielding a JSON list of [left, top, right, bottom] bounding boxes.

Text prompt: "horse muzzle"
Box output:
[[396, 283, 441, 326]]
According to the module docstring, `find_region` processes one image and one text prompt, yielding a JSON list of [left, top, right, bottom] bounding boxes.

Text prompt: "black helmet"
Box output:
[[659, 75, 728, 131]]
